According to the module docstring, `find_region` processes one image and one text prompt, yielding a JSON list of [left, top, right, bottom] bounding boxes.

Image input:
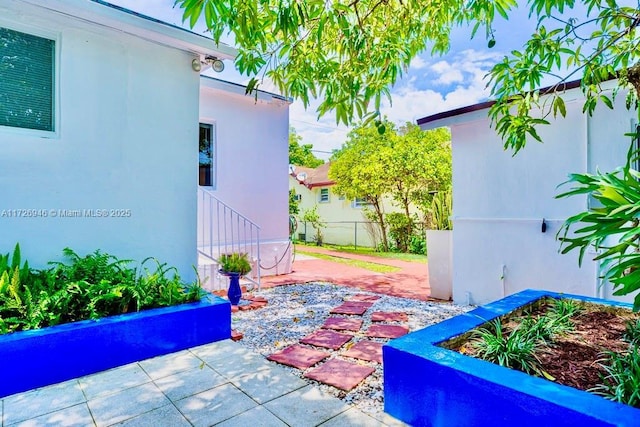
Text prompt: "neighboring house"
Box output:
[[1, 0, 291, 288], [290, 163, 393, 248], [418, 79, 634, 306]]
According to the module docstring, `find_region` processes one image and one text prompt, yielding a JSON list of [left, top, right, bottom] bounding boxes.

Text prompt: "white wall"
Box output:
[[0, 3, 201, 279], [444, 90, 634, 305], [198, 78, 291, 277]]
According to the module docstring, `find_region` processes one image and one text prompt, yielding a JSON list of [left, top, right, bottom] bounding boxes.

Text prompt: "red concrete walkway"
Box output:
[[261, 245, 436, 301]]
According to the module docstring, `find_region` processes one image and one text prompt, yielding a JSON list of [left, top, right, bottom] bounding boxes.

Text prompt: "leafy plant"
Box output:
[[218, 253, 252, 275], [623, 320, 640, 346], [471, 319, 542, 375], [430, 188, 452, 231], [302, 205, 326, 246], [591, 346, 640, 408]]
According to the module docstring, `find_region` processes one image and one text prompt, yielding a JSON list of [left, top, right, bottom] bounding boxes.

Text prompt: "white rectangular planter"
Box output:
[[426, 230, 452, 300]]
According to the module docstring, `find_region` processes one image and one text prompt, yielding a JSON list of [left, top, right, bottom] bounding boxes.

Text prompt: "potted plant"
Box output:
[[426, 188, 452, 300], [218, 253, 251, 305]]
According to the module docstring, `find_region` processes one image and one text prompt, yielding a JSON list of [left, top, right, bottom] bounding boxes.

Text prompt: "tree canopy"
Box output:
[[288, 127, 323, 168]]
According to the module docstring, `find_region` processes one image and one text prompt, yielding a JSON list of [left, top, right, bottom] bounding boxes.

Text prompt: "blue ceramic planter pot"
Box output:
[[226, 272, 242, 305]]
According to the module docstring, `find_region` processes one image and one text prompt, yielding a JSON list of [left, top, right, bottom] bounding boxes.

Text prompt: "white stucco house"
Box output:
[[1, 0, 292, 288], [418, 80, 635, 306]]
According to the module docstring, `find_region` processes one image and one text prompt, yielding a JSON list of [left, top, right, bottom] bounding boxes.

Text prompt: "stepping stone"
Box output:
[[346, 294, 381, 302], [321, 317, 363, 332], [304, 359, 375, 391], [267, 344, 330, 369], [366, 324, 409, 339], [371, 311, 408, 322], [343, 341, 384, 363], [330, 301, 373, 315], [300, 330, 353, 350]]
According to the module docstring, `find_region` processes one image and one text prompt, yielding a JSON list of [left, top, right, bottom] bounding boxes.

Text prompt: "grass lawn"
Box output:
[[295, 248, 401, 273], [295, 242, 427, 263]]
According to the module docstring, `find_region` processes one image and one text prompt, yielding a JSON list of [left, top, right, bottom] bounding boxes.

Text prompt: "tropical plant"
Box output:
[[470, 319, 542, 375], [289, 127, 323, 168], [623, 319, 640, 346], [430, 188, 453, 231], [591, 346, 640, 408], [302, 205, 326, 246], [218, 252, 252, 275]]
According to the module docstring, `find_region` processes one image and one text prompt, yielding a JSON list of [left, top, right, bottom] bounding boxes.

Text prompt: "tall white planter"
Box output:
[[426, 230, 453, 300]]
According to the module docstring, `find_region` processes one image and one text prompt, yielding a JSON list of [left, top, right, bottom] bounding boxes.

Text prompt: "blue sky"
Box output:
[[112, 0, 540, 159]]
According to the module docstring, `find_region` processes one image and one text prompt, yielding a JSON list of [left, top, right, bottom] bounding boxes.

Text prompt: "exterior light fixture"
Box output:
[[205, 55, 225, 72], [191, 58, 202, 72]]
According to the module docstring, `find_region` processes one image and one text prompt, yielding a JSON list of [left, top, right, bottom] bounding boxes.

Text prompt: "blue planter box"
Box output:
[[384, 289, 640, 426], [0, 294, 231, 398]]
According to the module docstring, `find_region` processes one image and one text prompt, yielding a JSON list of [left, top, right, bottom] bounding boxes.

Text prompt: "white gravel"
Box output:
[[232, 282, 470, 421]]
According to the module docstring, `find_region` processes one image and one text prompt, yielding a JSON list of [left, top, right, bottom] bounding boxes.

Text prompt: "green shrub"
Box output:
[[0, 246, 203, 335], [218, 253, 252, 275], [592, 346, 640, 408]]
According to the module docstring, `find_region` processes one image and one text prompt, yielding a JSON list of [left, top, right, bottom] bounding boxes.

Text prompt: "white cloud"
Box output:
[[410, 56, 428, 70]]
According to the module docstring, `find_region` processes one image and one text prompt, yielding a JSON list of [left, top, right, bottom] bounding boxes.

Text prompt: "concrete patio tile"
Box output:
[[303, 359, 375, 391], [193, 340, 276, 380], [267, 344, 330, 369], [343, 340, 384, 363], [79, 363, 151, 400], [365, 324, 409, 339], [371, 311, 408, 322], [174, 383, 257, 427], [329, 301, 373, 315], [3, 379, 85, 425], [87, 382, 170, 427], [138, 350, 202, 380], [321, 317, 363, 332], [215, 405, 288, 427], [263, 385, 350, 427], [153, 365, 228, 401], [318, 407, 386, 426], [230, 365, 307, 404], [9, 403, 93, 427], [110, 403, 191, 427], [300, 330, 353, 350], [345, 294, 381, 303]]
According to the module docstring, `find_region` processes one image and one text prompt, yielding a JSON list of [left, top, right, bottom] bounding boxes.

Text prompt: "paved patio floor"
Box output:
[[2, 339, 402, 427]]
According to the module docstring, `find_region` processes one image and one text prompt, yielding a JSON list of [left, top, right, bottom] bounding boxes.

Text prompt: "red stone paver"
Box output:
[[304, 359, 375, 391], [346, 294, 381, 302], [267, 344, 330, 369], [330, 301, 373, 315], [366, 324, 409, 339], [343, 341, 384, 363], [231, 330, 243, 341], [261, 245, 436, 301], [371, 311, 408, 322], [300, 330, 353, 350], [321, 317, 363, 332]]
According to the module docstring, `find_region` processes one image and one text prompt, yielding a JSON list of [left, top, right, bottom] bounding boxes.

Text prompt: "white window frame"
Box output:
[[0, 20, 60, 139], [352, 197, 370, 209], [198, 121, 217, 189], [318, 188, 330, 203]]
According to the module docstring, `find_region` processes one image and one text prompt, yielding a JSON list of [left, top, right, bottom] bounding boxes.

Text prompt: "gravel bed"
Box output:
[[232, 282, 470, 421]]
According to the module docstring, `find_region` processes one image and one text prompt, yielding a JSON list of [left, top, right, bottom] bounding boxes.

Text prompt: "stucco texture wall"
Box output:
[[449, 92, 635, 305], [0, 5, 200, 279]]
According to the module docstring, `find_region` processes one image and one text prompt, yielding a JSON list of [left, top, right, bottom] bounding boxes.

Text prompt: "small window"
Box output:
[[199, 123, 216, 187], [352, 197, 370, 208], [294, 194, 302, 201], [0, 27, 55, 132], [319, 188, 330, 203]]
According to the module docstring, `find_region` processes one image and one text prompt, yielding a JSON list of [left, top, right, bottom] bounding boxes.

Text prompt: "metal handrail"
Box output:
[[197, 187, 261, 290]]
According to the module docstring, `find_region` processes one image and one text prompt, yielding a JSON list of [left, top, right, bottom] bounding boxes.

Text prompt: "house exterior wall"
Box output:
[[291, 178, 405, 248], [199, 80, 292, 277], [0, 3, 201, 279], [425, 87, 635, 305]]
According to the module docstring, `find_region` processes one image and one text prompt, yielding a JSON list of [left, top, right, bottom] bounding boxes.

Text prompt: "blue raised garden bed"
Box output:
[[0, 294, 231, 398], [384, 289, 640, 426]]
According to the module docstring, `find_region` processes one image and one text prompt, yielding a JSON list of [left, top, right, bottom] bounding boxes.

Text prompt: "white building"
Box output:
[[418, 80, 635, 305], [1, 0, 292, 287]]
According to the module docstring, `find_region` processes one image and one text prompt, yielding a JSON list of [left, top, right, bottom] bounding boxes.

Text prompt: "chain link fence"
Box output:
[[294, 220, 381, 249]]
